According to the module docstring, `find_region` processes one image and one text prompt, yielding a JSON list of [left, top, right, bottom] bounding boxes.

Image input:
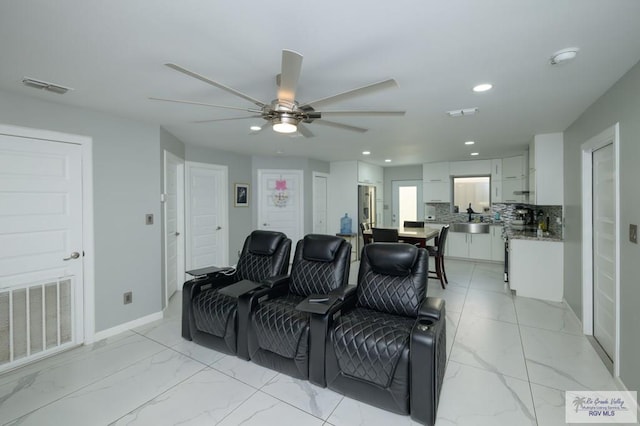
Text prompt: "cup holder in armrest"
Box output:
[[416, 318, 435, 332]]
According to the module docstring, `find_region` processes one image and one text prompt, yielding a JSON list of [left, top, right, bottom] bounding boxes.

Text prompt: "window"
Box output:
[[453, 176, 490, 214]]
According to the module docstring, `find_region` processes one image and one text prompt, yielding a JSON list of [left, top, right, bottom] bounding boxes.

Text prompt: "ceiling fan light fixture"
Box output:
[[550, 48, 579, 65], [250, 125, 262, 131], [272, 113, 298, 133], [472, 83, 493, 93]]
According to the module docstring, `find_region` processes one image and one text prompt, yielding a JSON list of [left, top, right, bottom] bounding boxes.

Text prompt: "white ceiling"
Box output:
[[2, 0, 640, 166]]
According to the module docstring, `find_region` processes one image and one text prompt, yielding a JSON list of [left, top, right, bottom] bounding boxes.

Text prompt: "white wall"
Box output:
[[0, 89, 161, 332], [563, 59, 640, 392], [328, 161, 358, 234]]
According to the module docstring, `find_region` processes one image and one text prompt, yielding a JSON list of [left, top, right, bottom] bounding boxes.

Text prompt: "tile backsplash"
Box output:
[[426, 202, 563, 237]]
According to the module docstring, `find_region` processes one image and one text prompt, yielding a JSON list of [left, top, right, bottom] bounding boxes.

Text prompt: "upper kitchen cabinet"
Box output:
[[449, 159, 491, 176], [423, 162, 451, 202], [528, 133, 563, 205], [501, 155, 527, 203], [358, 161, 383, 187], [491, 159, 502, 202]]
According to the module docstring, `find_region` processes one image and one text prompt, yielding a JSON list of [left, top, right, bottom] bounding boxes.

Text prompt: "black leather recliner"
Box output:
[[246, 234, 351, 384], [182, 230, 291, 356], [325, 243, 446, 426]]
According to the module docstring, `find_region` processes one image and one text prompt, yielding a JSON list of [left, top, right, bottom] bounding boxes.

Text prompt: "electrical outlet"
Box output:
[[145, 214, 154, 225], [630, 224, 638, 244], [124, 291, 133, 304]]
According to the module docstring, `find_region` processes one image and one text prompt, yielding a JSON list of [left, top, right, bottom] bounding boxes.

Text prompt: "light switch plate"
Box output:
[[145, 214, 154, 225], [630, 224, 638, 244]]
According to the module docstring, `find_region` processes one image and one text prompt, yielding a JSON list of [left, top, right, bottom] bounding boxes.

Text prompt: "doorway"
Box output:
[[185, 162, 229, 271], [391, 180, 423, 227], [0, 125, 94, 372], [581, 123, 620, 374], [257, 169, 304, 245], [163, 151, 184, 306]]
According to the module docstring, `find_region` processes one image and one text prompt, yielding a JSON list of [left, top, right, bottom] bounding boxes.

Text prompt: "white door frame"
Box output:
[[185, 161, 229, 269], [391, 179, 423, 226], [312, 171, 329, 234], [0, 123, 95, 344], [163, 150, 184, 306], [581, 122, 620, 376]]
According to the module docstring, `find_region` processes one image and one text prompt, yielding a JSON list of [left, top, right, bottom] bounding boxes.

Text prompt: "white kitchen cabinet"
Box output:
[[449, 159, 491, 176], [491, 159, 502, 202], [490, 225, 505, 262], [528, 133, 563, 205], [500, 155, 528, 203], [509, 239, 564, 302], [447, 231, 492, 261], [423, 182, 450, 202], [491, 159, 503, 180], [502, 178, 526, 203], [358, 161, 383, 186], [502, 155, 526, 179], [422, 162, 450, 182]]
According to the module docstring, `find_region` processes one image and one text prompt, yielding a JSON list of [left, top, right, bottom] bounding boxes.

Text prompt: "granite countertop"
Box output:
[[506, 229, 563, 242]]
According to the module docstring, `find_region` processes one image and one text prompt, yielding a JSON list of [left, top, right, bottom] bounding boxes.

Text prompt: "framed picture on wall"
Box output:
[[234, 183, 249, 207]]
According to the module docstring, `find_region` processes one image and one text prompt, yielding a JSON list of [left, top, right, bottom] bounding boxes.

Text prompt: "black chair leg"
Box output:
[[440, 256, 448, 284], [436, 257, 445, 289]]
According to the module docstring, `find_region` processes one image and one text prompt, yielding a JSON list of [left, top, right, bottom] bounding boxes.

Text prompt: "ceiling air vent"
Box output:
[[446, 107, 478, 117], [22, 77, 73, 95]]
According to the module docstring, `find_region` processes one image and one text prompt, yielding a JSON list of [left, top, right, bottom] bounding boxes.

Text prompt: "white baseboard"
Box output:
[[89, 311, 164, 343]]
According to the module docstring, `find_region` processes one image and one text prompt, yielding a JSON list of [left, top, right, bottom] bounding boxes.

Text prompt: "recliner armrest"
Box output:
[[418, 297, 445, 321], [328, 284, 357, 301], [261, 274, 290, 288]]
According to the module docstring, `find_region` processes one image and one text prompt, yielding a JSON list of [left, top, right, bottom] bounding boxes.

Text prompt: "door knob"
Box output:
[[63, 252, 80, 261], [263, 223, 268, 226], [175, 232, 180, 236], [216, 226, 222, 230]]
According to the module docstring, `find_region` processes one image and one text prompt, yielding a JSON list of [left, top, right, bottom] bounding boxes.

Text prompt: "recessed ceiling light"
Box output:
[[470, 152, 479, 156], [550, 47, 579, 65], [250, 125, 262, 131], [384, 159, 392, 163], [276, 150, 284, 155], [362, 151, 371, 155], [472, 83, 493, 93], [465, 141, 475, 145]]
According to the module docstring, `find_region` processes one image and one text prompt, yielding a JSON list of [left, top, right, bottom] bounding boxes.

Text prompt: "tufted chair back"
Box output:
[[289, 234, 351, 297], [236, 230, 291, 282], [357, 243, 427, 317]]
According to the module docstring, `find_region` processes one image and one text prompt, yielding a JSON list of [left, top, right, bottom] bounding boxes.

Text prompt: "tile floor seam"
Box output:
[[206, 387, 261, 425], [443, 262, 473, 372], [513, 293, 541, 426]]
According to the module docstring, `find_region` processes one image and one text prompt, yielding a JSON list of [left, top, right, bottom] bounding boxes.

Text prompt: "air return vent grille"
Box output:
[[22, 77, 73, 94]]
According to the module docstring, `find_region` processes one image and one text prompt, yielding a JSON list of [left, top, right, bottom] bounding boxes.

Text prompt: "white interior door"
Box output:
[[0, 134, 83, 371], [258, 169, 304, 246], [185, 162, 228, 270], [592, 143, 616, 360], [313, 172, 328, 234], [163, 151, 184, 304], [391, 180, 423, 226]]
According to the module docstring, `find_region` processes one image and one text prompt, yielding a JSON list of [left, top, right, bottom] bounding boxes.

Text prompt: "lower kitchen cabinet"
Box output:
[[509, 239, 563, 302], [490, 225, 505, 262], [448, 232, 492, 261]]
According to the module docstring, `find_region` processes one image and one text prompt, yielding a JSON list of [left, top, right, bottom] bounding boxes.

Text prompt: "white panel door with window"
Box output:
[[0, 134, 84, 371], [185, 162, 228, 270], [392, 180, 423, 226], [258, 169, 304, 245]]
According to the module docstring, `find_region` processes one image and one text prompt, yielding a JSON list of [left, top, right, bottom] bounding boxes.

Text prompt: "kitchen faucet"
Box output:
[[466, 203, 475, 222]]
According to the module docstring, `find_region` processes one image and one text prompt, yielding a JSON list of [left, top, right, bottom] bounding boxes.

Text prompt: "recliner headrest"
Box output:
[[364, 243, 418, 276], [247, 230, 286, 255], [301, 234, 344, 262]]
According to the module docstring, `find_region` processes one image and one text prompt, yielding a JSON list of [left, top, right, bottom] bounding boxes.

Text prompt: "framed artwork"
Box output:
[[234, 183, 249, 207]]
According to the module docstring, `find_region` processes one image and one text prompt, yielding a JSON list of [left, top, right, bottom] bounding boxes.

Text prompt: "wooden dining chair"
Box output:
[[426, 225, 449, 288], [372, 227, 399, 243], [360, 223, 372, 245]]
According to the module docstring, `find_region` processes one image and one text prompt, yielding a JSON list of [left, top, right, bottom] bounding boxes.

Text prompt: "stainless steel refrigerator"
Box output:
[[357, 185, 376, 256]]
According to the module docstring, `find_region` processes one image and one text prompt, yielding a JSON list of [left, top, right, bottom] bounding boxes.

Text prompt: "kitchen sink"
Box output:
[[451, 223, 491, 234]]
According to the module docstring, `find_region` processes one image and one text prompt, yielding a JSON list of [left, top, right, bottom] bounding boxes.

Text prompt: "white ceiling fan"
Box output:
[[150, 49, 405, 137]]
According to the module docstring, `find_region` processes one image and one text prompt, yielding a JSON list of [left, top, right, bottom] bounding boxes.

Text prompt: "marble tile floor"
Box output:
[[0, 259, 621, 425]]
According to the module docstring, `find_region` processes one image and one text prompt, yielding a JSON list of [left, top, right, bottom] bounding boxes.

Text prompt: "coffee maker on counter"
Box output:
[[512, 206, 534, 230]]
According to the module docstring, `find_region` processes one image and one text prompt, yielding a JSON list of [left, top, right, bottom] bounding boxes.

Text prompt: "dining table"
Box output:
[[363, 226, 441, 247]]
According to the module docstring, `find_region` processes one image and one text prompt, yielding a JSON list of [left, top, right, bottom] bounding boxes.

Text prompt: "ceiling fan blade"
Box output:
[[149, 97, 263, 113], [164, 63, 267, 108], [191, 115, 262, 124], [277, 50, 303, 104], [305, 79, 399, 110], [319, 110, 406, 116], [296, 123, 314, 138], [314, 119, 368, 133]]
